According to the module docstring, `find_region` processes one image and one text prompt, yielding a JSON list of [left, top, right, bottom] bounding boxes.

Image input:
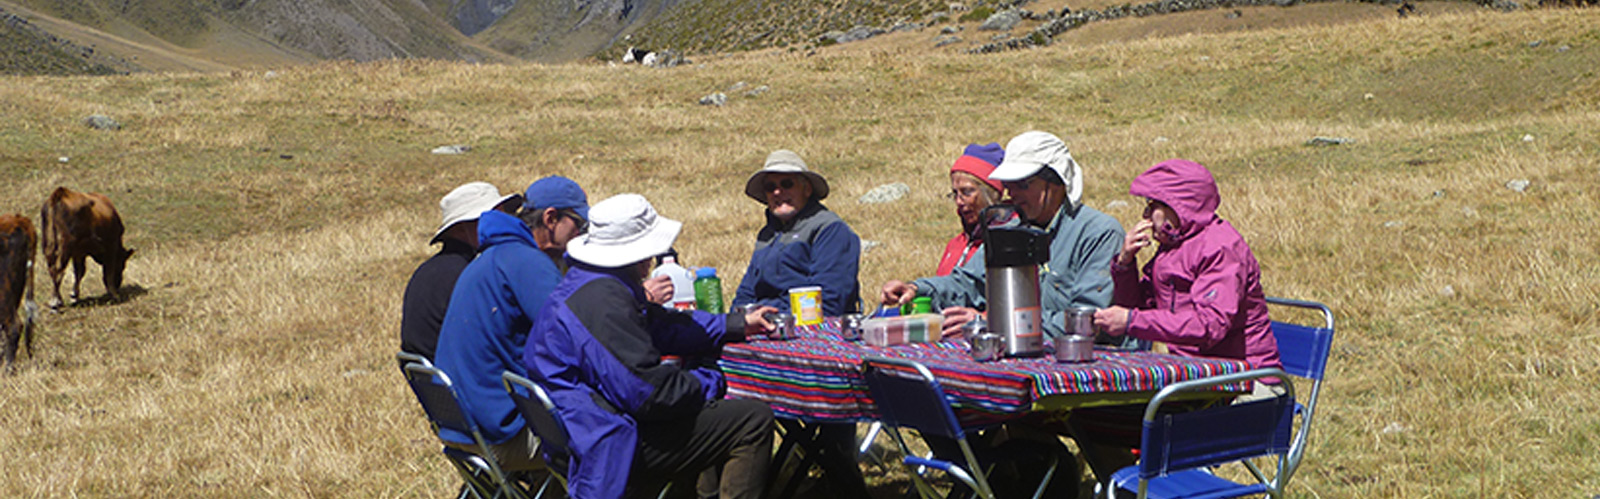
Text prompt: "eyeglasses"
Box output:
[[1001, 177, 1038, 193], [763, 178, 797, 192], [944, 187, 981, 201], [562, 210, 589, 234]]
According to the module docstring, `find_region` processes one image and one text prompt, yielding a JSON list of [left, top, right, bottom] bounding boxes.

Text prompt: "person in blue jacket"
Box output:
[[432, 176, 589, 473], [525, 193, 777, 498], [732, 149, 862, 316]]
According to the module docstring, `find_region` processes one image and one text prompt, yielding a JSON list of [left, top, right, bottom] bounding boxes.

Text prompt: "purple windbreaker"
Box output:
[[1111, 159, 1281, 371]]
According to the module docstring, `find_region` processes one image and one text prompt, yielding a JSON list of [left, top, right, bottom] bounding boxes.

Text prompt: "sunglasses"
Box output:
[[763, 178, 798, 192], [561, 210, 589, 234]]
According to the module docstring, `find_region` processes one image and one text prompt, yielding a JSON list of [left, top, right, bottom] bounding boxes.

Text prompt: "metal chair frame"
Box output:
[[502, 371, 670, 499], [403, 362, 529, 499], [1105, 296, 1335, 499], [860, 356, 1059, 499]]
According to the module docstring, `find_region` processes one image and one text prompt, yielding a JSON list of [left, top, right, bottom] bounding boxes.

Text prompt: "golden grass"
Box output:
[[0, 7, 1597, 497]]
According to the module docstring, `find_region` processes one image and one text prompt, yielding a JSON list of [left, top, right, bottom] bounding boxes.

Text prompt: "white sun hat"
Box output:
[[743, 149, 831, 203], [989, 131, 1085, 209], [433, 182, 519, 242], [567, 194, 683, 268]]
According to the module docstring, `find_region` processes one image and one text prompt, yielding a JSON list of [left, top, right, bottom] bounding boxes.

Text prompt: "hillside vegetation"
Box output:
[[0, 7, 1597, 497]]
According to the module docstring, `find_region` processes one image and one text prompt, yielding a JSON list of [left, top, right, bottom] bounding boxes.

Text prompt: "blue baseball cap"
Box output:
[[523, 176, 589, 220]]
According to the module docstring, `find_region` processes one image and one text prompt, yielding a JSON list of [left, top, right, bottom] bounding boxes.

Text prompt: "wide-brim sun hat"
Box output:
[[988, 131, 1085, 209], [567, 193, 683, 268], [743, 149, 831, 203], [433, 182, 519, 241]]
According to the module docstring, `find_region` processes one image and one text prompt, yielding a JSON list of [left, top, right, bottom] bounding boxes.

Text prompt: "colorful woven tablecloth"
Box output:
[[720, 318, 1252, 423]]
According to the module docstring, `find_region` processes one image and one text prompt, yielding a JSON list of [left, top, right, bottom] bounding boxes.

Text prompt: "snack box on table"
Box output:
[[862, 313, 943, 346]]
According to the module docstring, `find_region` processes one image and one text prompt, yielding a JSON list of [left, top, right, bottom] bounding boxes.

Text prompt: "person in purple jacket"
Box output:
[[525, 194, 777, 499], [1093, 158, 1282, 375], [1073, 158, 1284, 484]]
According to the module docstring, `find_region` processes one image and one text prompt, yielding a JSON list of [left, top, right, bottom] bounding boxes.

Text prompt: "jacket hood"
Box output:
[[475, 210, 538, 249], [1129, 159, 1220, 242]]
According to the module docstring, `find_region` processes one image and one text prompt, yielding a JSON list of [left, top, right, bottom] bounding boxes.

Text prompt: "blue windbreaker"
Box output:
[[732, 201, 862, 315], [433, 210, 562, 445], [525, 263, 745, 498]]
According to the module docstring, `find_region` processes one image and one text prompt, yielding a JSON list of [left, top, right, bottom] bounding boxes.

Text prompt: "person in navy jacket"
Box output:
[[525, 194, 777, 498], [732, 149, 862, 316]]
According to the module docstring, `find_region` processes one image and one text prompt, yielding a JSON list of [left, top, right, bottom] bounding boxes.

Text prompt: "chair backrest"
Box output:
[[859, 356, 965, 440], [404, 363, 479, 437], [502, 372, 572, 461], [1137, 369, 1296, 480], [1265, 297, 1334, 483]]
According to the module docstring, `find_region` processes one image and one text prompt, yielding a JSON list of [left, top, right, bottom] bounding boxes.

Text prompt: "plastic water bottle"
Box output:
[[693, 267, 724, 314], [650, 256, 698, 309]]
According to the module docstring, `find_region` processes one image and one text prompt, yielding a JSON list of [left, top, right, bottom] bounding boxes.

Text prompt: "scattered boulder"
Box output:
[[698, 93, 727, 107], [1505, 179, 1530, 192], [431, 145, 471, 155], [859, 183, 910, 204], [1522, 134, 1535, 142], [861, 240, 883, 254], [743, 85, 770, 98], [1439, 285, 1455, 298], [1382, 221, 1403, 228], [891, 22, 924, 33], [83, 114, 121, 130], [1556, 45, 1570, 53], [979, 9, 1023, 31], [935, 35, 963, 48], [727, 81, 748, 93], [1104, 200, 1130, 210], [820, 26, 886, 45], [1431, 189, 1446, 199], [1528, 40, 1544, 48], [941, 26, 962, 35], [1305, 136, 1353, 146], [1224, 9, 1242, 18]]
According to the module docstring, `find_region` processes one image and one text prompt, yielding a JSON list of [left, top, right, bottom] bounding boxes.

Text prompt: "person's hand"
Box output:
[[643, 275, 674, 305], [1119, 220, 1155, 266], [940, 307, 981, 339], [743, 305, 780, 336], [881, 280, 917, 307], [1094, 306, 1131, 336]]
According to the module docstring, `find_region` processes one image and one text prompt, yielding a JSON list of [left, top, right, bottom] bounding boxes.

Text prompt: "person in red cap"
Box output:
[[878, 143, 1004, 334], [937, 142, 1006, 276]]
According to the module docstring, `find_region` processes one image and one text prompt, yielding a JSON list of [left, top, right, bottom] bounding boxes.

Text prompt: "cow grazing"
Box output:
[[41, 187, 134, 310], [1, 214, 39, 370]]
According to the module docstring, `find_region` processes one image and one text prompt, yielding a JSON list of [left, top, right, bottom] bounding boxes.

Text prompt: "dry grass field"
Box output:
[[0, 6, 1596, 498]]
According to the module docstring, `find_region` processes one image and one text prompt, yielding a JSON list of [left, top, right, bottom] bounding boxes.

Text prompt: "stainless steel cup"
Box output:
[[1066, 306, 1098, 337], [839, 313, 864, 341], [764, 312, 795, 340], [971, 332, 1004, 362], [1054, 335, 1096, 363]]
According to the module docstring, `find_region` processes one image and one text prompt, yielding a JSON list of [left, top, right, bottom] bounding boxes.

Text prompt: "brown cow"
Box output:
[[41, 187, 134, 310], [1, 214, 39, 370]]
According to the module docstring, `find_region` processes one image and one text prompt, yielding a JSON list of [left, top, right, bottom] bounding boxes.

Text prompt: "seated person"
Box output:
[[524, 194, 777, 499], [400, 181, 519, 368], [876, 143, 1004, 327], [732, 149, 862, 316], [1074, 158, 1284, 483], [882, 131, 1124, 338], [431, 176, 588, 472]]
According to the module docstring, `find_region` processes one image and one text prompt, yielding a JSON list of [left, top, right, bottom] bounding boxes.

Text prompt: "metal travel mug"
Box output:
[[1066, 306, 1098, 337], [764, 311, 795, 340], [839, 313, 864, 341], [1054, 334, 1096, 363], [971, 332, 1005, 362]]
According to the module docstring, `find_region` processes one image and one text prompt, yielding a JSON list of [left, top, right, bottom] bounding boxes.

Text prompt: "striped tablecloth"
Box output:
[[720, 317, 1252, 424]]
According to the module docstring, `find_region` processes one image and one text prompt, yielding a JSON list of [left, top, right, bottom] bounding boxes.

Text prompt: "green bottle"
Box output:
[[693, 267, 724, 314]]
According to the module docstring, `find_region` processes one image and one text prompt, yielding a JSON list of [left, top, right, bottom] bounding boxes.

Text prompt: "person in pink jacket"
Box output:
[[1092, 158, 1281, 373], [1071, 158, 1283, 485]]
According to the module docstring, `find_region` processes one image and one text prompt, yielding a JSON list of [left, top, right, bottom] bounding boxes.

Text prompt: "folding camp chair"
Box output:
[[397, 352, 495, 499], [502, 372, 671, 499], [403, 362, 530, 499], [1263, 296, 1335, 486], [860, 356, 1061, 499]]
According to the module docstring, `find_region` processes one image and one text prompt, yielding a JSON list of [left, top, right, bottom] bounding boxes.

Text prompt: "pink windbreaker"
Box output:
[[1112, 159, 1281, 371]]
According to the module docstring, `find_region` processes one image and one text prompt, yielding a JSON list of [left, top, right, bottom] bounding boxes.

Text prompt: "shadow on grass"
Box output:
[[66, 284, 149, 309]]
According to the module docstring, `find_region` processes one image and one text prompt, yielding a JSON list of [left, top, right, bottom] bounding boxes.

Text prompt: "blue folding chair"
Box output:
[[403, 362, 530, 499], [1263, 297, 1335, 486], [1105, 297, 1334, 499], [1106, 369, 1298, 499], [502, 372, 670, 499], [860, 356, 1061, 499]]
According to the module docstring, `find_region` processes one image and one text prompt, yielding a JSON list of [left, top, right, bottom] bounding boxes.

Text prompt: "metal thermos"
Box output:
[[982, 205, 1049, 358]]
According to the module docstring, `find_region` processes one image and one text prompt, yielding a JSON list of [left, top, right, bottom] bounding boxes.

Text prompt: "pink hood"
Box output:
[[1114, 159, 1281, 371]]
